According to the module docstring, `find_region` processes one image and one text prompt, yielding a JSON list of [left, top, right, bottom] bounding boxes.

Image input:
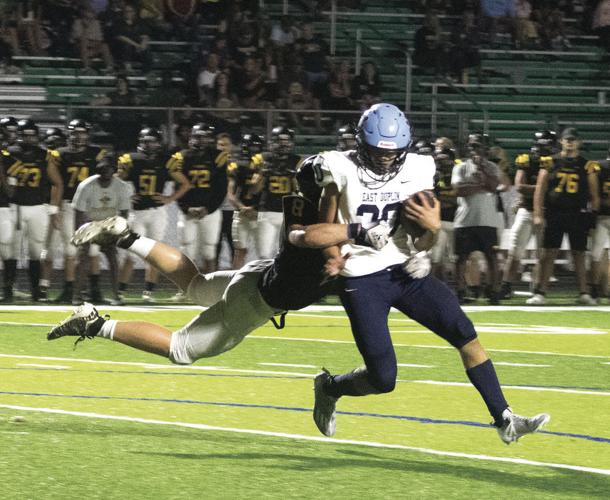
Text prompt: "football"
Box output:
[[400, 190, 437, 238]]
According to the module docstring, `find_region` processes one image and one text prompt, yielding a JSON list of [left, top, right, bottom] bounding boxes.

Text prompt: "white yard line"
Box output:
[[397, 364, 435, 368], [16, 363, 71, 369], [0, 321, 56, 327], [493, 362, 551, 368], [258, 363, 317, 368], [0, 404, 608, 476], [412, 380, 610, 397]]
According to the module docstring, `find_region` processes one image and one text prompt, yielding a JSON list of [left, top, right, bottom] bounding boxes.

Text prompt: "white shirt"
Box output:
[[318, 151, 435, 277], [73, 175, 131, 221]]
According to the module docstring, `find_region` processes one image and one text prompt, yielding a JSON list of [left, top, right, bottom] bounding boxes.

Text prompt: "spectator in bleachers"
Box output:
[[72, 5, 114, 73], [528, 128, 600, 305], [279, 54, 308, 95], [111, 2, 152, 72], [270, 15, 299, 68], [514, 0, 539, 49], [91, 74, 138, 106], [138, 0, 171, 39], [229, 22, 258, 69], [323, 60, 355, 113], [479, 0, 517, 47], [197, 52, 221, 105], [232, 55, 266, 107], [592, 0, 610, 51], [281, 80, 321, 133], [212, 70, 238, 107], [294, 21, 330, 97], [533, 2, 571, 50], [413, 10, 448, 78], [351, 61, 382, 106], [449, 10, 481, 84]]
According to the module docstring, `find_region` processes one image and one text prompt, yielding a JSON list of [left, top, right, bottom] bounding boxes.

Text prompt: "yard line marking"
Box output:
[[412, 380, 610, 396], [0, 404, 608, 476], [258, 363, 317, 368], [17, 363, 70, 370], [397, 364, 435, 368], [248, 336, 610, 359], [494, 362, 551, 368], [0, 321, 55, 327]]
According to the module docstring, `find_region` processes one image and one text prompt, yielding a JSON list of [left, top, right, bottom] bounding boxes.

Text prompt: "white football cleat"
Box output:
[[142, 290, 155, 303], [578, 293, 597, 306], [497, 409, 550, 444], [313, 368, 338, 437], [526, 293, 546, 305], [71, 216, 131, 247]]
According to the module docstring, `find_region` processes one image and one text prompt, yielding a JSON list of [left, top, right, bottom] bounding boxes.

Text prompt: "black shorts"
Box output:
[[543, 211, 589, 251], [454, 226, 498, 257]]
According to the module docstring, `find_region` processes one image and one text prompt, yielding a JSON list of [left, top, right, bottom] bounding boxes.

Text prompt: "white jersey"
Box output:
[[318, 150, 435, 276], [72, 175, 132, 221]]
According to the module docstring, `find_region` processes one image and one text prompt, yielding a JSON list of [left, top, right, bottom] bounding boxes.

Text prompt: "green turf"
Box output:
[[0, 307, 609, 498]]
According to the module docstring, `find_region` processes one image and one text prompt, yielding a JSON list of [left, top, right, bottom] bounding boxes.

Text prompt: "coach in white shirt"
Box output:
[[72, 156, 131, 305]]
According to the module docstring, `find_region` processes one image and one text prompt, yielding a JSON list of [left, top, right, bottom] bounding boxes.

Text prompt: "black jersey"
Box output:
[[598, 160, 610, 216], [3, 145, 52, 206], [255, 153, 300, 212], [52, 145, 107, 202], [167, 147, 229, 214], [514, 152, 551, 211], [543, 155, 599, 212], [258, 195, 336, 311], [118, 151, 170, 210], [0, 158, 10, 207], [227, 152, 261, 207], [434, 160, 458, 222]]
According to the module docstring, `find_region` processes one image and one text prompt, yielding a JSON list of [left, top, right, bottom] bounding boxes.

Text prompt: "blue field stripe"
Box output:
[[0, 389, 608, 444]]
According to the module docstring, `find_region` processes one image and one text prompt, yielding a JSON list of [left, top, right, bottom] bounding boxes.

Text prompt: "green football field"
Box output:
[[0, 305, 609, 499]]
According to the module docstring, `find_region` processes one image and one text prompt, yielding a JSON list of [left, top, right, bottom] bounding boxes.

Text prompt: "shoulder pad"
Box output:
[[1, 149, 9, 157], [49, 149, 60, 158], [585, 160, 601, 174], [515, 153, 529, 166], [118, 153, 132, 164], [96, 148, 107, 162], [454, 159, 462, 165], [539, 156, 553, 169], [215, 150, 230, 167]]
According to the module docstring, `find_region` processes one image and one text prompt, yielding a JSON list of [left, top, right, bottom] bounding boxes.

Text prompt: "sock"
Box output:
[[127, 236, 156, 260], [533, 288, 546, 296], [90, 274, 100, 289], [4, 259, 17, 287], [500, 281, 511, 292], [39, 279, 50, 289], [590, 284, 600, 299], [64, 281, 74, 292], [28, 260, 41, 292], [119, 282, 128, 292], [97, 319, 117, 340], [145, 281, 156, 292], [466, 359, 509, 426], [325, 367, 379, 398]]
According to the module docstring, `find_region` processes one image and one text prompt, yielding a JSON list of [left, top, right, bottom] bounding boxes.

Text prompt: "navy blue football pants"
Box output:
[[339, 264, 477, 393]]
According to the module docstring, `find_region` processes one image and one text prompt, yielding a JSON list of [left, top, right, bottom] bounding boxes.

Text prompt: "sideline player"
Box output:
[[312, 102, 549, 444]]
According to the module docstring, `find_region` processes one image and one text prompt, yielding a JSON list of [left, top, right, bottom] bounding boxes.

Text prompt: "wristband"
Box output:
[[347, 223, 362, 240], [7, 177, 17, 186], [48, 205, 59, 215]]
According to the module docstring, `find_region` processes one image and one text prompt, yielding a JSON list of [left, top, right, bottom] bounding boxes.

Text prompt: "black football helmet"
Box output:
[[296, 154, 323, 206], [412, 138, 434, 155], [67, 119, 91, 150], [532, 130, 557, 156], [44, 127, 66, 149], [466, 132, 490, 158], [241, 133, 264, 158], [336, 123, 357, 151], [0, 116, 19, 145], [189, 122, 215, 150], [270, 126, 295, 158], [137, 127, 163, 156], [17, 119, 39, 147]]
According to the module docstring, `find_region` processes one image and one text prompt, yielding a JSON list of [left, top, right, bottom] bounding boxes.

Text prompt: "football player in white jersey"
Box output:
[[311, 102, 549, 444]]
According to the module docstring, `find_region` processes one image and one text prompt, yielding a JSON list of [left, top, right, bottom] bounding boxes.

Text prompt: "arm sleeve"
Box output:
[[72, 183, 88, 212]]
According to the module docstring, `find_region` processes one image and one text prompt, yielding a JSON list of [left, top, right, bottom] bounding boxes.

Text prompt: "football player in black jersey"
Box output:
[[166, 123, 226, 275], [117, 127, 190, 302], [528, 128, 600, 305], [46, 119, 107, 303], [0, 116, 19, 148], [249, 126, 301, 259], [228, 132, 264, 269], [46, 155, 380, 371], [590, 147, 610, 302], [2, 119, 63, 302], [336, 123, 357, 152], [500, 130, 556, 299]]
